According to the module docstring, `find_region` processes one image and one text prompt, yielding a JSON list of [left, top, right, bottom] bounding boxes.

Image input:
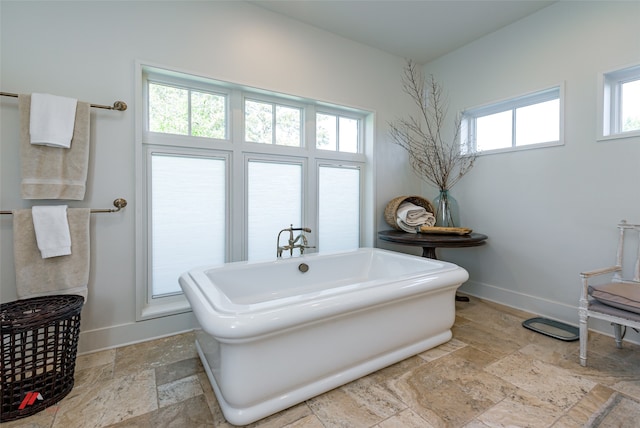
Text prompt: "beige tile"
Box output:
[[114, 333, 197, 378], [366, 355, 428, 384], [0, 406, 57, 428], [242, 403, 316, 428], [587, 393, 640, 427], [484, 352, 596, 410], [387, 348, 517, 427], [462, 420, 493, 428], [308, 375, 407, 427], [517, 342, 579, 369], [611, 379, 640, 401], [73, 362, 115, 392], [375, 408, 436, 428], [155, 357, 203, 386], [418, 337, 467, 362], [476, 389, 565, 428], [104, 394, 215, 428], [51, 369, 157, 428], [556, 384, 615, 427], [451, 323, 525, 358], [157, 374, 203, 408], [76, 349, 116, 371], [281, 414, 326, 428]]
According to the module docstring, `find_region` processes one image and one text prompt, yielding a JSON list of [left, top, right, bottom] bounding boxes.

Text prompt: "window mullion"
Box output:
[[614, 82, 622, 134], [187, 89, 191, 136], [272, 102, 277, 145], [511, 109, 517, 148]]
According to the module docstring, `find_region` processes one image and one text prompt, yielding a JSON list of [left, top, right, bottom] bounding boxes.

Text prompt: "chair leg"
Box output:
[[613, 323, 624, 349], [579, 311, 588, 367]]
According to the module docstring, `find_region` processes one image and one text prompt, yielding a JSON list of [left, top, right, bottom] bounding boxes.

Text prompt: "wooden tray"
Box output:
[[419, 226, 472, 235]]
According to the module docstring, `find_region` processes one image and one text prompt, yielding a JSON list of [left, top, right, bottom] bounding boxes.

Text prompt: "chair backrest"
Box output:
[[614, 220, 640, 284]]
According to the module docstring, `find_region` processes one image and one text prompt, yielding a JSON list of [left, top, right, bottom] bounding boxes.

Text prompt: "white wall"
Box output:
[[0, 1, 418, 353], [422, 1, 640, 339]]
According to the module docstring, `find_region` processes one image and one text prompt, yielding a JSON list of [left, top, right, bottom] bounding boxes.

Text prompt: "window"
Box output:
[[245, 99, 302, 146], [137, 64, 369, 319], [462, 86, 562, 154], [318, 165, 360, 252], [150, 152, 227, 297], [247, 159, 302, 261], [148, 82, 226, 139], [316, 112, 359, 153], [600, 64, 640, 139]]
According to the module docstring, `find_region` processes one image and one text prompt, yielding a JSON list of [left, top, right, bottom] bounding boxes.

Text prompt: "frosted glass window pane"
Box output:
[[516, 99, 559, 146], [151, 154, 226, 297], [248, 161, 301, 260], [319, 166, 359, 252], [476, 110, 512, 151], [622, 79, 640, 132], [316, 113, 337, 150], [339, 117, 359, 153]]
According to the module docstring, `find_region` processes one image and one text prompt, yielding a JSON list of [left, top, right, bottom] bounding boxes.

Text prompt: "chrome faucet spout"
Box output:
[[276, 225, 313, 258]]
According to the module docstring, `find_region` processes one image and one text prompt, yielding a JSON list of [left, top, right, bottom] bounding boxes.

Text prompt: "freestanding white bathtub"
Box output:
[[179, 247, 468, 425]]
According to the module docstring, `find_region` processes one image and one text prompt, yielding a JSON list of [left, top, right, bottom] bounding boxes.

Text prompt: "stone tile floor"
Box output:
[[4, 296, 640, 427]]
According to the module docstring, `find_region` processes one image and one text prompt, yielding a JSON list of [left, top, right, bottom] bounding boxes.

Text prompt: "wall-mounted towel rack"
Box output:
[[0, 198, 127, 215], [1, 92, 127, 111]]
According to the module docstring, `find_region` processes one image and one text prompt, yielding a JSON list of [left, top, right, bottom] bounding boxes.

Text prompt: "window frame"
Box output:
[[135, 62, 369, 320], [598, 63, 640, 141], [461, 84, 564, 155]]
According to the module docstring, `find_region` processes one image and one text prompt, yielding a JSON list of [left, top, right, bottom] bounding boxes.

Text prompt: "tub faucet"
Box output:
[[277, 225, 314, 258]]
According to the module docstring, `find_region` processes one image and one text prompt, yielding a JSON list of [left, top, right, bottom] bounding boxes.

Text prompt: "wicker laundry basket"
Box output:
[[1, 294, 84, 422], [384, 195, 435, 230]]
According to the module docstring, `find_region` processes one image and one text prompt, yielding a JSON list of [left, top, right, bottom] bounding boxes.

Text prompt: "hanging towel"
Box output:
[[30, 93, 78, 148], [19, 94, 91, 200], [13, 208, 90, 300], [32, 205, 72, 258]]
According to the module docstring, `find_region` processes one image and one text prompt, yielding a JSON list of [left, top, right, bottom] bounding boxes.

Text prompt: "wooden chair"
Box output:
[[579, 220, 640, 367]]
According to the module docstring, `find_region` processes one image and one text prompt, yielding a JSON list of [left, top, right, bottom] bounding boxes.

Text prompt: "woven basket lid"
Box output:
[[384, 195, 435, 230]]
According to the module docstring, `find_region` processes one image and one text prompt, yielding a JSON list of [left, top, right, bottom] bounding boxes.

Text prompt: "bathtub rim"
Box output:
[[185, 247, 460, 314], [179, 247, 469, 341]]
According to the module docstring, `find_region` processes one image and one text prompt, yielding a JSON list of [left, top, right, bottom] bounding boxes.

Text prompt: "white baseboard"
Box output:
[[77, 311, 199, 355], [459, 280, 640, 346]]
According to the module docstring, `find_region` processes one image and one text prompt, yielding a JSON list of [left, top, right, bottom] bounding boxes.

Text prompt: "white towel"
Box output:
[[19, 94, 91, 200], [30, 93, 78, 148], [396, 218, 420, 233], [396, 202, 436, 226], [32, 205, 71, 258], [13, 208, 90, 300]]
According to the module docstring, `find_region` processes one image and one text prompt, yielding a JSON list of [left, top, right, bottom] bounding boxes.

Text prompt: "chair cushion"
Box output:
[[588, 300, 640, 322], [589, 282, 640, 314]]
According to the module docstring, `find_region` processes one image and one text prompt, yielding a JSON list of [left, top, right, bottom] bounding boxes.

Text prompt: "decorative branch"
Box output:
[[389, 60, 476, 191]]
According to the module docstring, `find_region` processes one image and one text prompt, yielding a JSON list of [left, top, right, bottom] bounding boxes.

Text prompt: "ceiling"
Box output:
[[251, 0, 556, 64]]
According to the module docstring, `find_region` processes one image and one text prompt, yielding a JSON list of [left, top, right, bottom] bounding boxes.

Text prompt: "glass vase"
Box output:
[[434, 190, 459, 227]]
